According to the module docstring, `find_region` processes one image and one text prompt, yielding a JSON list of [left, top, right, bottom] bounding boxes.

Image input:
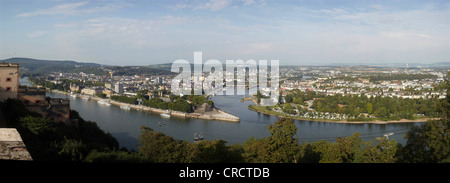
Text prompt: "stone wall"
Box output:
[[0, 128, 32, 161], [0, 63, 19, 102]]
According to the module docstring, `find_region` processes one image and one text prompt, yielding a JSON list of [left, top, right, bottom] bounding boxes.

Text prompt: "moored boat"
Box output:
[[160, 113, 170, 118], [120, 105, 131, 110], [98, 100, 111, 106]]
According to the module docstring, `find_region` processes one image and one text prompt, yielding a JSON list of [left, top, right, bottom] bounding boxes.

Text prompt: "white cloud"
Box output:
[[382, 32, 432, 39], [171, 0, 264, 11], [240, 0, 265, 6], [16, 1, 130, 18], [17, 1, 88, 17], [241, 0, 255, 5], [319, 8, 349, 15], [171, 3, 193, 10], [54, 23, 78, 28], [194, 0, 232, 11], [52, 15, 196, 51]]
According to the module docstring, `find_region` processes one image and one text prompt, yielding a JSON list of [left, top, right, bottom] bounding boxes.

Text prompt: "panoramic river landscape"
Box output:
[[22, 77, 421, 150]]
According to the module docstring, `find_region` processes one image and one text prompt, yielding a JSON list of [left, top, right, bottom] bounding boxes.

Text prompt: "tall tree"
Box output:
[[137, 126, 192, 163], [265, 118, 299, 163], [367, 103, 373, 114]]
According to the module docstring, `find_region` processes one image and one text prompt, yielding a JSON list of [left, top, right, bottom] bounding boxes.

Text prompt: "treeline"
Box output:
[[110, 93, 214, 113], [2, 58, 106, 76], [29, 77, 73, 91], [283, 89, 323, 104], [144, 98, 192, 113], [3, 58, 174, 77], [282, 89, 440, 121], [107, 66, 173, 76], [311, 94, 439, 121], [111, 95, 137, 104], [29, 77, 104, 92]]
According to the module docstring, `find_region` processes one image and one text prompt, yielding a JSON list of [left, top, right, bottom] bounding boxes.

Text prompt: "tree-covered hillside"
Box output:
[[1, 58, 174, 77], [1, 57, 105, 76]]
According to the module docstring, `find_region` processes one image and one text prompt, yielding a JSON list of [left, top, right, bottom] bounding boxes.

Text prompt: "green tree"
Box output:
[[85, 150, 144, 163], [52, 137, 86, 161], [97, 93, 107, 98], [285, 94, 293, 103], [137, 126, 192, 163], [310, 133, 399, 163], [375, 107, 387, 119], [241, 137, 270, 163], [367, 137, 399, 163], [18, 116, 55, 136], [401, 120, 449, 163], [293, 97, 303, 104], [191, 139, 243, 163], [265, 118, 299, 163], [367, 103, 373, 114]]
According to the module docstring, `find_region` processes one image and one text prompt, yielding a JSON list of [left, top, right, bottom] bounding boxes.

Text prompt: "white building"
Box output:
[[115, 82, 124, 94]]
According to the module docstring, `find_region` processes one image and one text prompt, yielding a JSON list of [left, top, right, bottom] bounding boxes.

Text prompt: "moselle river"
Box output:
[[45, 91, 422, 151], [21, 77, 421, 150]]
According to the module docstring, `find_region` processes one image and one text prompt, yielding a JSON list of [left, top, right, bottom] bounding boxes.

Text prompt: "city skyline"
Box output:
[[1, 0, 449, 66]]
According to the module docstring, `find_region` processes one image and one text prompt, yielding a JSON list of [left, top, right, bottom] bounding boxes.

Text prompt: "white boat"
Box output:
[[193, 132, 204, 142], [81, 96, 90, 101], [98, 100, 111, 106], [194, 133, 199, 142], [70, 94, 77, 98], [198, 132, 204, 141], [160, 113, 171, 118], [120, 105, 131, 110]]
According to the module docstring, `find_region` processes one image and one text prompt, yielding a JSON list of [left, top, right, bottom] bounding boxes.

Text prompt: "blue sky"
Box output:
[[0, 0, 449, 65]]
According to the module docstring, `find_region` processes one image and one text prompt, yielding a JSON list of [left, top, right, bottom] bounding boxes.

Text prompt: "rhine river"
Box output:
[[21, 78, 421, 150]]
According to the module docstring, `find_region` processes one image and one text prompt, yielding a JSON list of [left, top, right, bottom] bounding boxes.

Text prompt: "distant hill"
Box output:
[[148, 63, 204, 71], [147, 63, 173, 71], [2, 57, 100, 68], [1, 57, 104, 76], [107, 65, 173, 76], [429, 62, 450, 67], [150, 61, 450, 69], [1, 58, 173, 77], [333, 62, 450, 68]]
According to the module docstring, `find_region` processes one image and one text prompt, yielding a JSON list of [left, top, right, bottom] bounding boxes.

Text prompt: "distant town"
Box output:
[[279, 65, 446, 99], [24, 62, 448, 100]]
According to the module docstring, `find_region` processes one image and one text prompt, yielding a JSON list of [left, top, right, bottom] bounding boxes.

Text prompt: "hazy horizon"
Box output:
[[1, 0, 449, 66], [4, 56, 449, 68]]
